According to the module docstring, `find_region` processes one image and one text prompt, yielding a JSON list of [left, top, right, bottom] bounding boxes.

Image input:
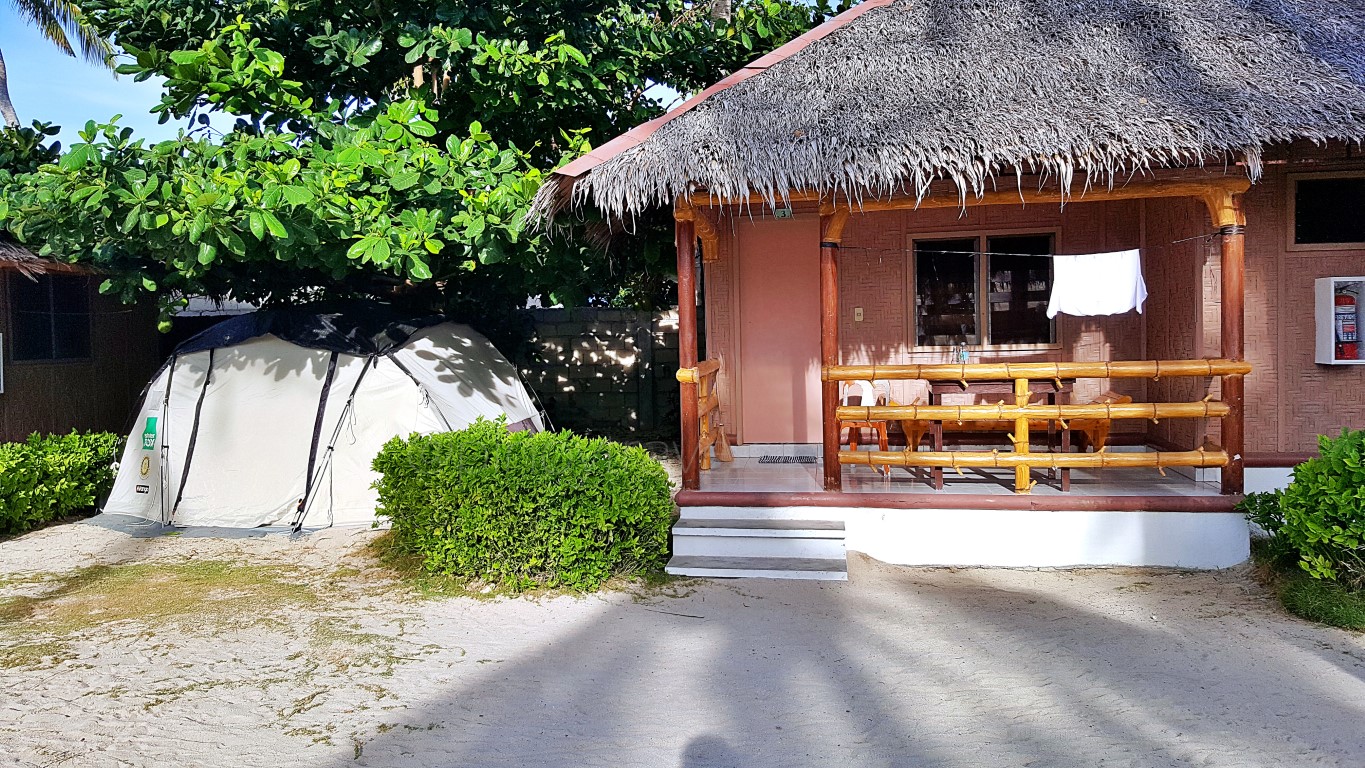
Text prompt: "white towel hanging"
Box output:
[[1047, 249, 1148, 319]]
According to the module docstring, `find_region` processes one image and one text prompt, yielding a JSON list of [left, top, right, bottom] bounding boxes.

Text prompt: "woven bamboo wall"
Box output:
[[1242, 142, 1365, 453]]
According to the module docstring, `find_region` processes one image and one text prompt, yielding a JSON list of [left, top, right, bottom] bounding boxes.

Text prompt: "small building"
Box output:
[[0, 240, 159, 442], [535, 0, 1365, 577]]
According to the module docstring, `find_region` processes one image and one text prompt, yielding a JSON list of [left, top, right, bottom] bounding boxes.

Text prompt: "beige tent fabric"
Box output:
[[104, 323, 542, 529]]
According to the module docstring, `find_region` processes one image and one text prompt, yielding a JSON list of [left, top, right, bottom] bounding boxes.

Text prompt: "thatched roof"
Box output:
[[0, 239, 90, 279], [533, 0, 1365, 221]]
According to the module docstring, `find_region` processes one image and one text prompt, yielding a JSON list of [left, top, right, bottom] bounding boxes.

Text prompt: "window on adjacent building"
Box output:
[[1293, 175, 1365, 246], [913, 233, 1055, 348], [9, 274, 92, 361]]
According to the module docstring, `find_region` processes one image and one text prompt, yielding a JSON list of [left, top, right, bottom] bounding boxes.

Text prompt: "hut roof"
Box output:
[[533, 0, 1365, 221], [0, 239, 91, 279]]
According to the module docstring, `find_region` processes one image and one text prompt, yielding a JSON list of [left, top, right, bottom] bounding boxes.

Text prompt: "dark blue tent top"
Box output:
[[175, 301, 445, 357]]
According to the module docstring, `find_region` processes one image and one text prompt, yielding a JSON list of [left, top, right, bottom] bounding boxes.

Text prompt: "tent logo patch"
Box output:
[[141, 417, 158, 450], [140, 457, 151, 477], [135, 485, 150, 494]]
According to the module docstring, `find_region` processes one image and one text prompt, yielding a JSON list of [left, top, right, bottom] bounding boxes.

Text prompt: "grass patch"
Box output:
[[1279, 576, 1365, 631], [0, 560, 318, 637], [1251, 539, 1365, 632], [0, 640, 75, 670]]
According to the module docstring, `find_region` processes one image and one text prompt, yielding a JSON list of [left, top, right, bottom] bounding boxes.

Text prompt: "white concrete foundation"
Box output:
[[679, 505, 1251, 570], [841, 508, 1250, 569]]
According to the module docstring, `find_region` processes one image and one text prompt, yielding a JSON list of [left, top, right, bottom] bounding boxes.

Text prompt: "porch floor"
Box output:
[[700, 456, 1223, 497]]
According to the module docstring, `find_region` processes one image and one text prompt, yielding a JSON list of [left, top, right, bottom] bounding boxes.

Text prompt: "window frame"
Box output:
[[1286, 171, 1365, 252], [7, 273, 94, 364], [907, 227, 1062, 353]]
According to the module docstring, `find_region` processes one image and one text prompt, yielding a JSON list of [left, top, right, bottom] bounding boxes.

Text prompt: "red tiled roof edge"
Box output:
[[554, 0, 897, 180]]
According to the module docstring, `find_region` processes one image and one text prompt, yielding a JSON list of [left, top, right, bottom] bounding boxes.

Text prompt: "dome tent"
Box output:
[[104, 303, 543, 529]]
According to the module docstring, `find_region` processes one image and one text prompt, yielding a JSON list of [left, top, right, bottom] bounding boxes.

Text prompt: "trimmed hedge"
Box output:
[[0, 431, 120, 536], [372, 419, 673, 591], [1241, 428, 1365, 589]]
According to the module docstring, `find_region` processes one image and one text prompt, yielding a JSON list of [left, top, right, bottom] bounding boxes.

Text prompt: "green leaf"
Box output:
[[261, 211, 289, 238], [371, 238, 391, 264], [560, 44, 588, 66], [197, 242, 218, 265], [142, 277, 158, 291], [281, 186, 314, 206], [391, 171, 421, 191], [410, 120, 437, 137], [59, 144, 95, 171], [347, 237, 374, 260], [248, 211, 266, 240], [409, 258, 433, 280]]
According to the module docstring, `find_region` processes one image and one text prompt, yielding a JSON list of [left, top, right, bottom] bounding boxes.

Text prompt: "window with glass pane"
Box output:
[[914, 238, 979, 346], [985, 235, 1055, 345], [1294, 177, 1365, 245], [9, 275, 92, 361]]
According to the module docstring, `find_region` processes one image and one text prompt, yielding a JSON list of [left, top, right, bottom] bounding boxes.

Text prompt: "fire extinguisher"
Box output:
[[1336, 290, 1359, 360]]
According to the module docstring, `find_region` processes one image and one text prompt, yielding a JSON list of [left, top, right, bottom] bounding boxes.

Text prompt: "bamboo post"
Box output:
[[1220, 209, 1246, 495], [698, 368, 712, 472], [1014, 377, 1031, 493], [676, 215, 700, 491]]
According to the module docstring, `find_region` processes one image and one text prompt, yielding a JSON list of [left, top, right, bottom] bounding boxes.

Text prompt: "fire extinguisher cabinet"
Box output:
[[1315, 276, 1365, 365]]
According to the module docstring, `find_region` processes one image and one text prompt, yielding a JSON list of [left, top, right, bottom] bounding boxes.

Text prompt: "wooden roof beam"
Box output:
[[686, 176, 1253, 227]]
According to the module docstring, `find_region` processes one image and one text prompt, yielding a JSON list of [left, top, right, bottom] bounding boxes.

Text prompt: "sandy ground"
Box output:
[[1, 519, 1364, 768]]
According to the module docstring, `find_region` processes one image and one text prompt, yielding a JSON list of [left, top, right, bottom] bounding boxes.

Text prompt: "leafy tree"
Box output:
[[2, 24, 540, 328], [1, 0, 114, 127], [1, 1, 848, 322]]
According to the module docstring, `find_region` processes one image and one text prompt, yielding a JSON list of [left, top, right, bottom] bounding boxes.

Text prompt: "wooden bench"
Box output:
[[898, 392, 1133, 452]]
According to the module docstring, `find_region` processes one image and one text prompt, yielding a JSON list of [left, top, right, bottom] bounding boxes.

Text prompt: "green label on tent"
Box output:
[[142, 417, 158, 450]]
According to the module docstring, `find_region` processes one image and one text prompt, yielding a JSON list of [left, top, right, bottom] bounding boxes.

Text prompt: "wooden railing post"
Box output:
[[1013, 377, 1031, 493], [1220, 216, 1246, 495], [675, 214, 700, 491]]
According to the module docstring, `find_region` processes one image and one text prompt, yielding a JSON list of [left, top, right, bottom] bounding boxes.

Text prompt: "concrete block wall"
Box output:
[[517, 308, 682, 436]]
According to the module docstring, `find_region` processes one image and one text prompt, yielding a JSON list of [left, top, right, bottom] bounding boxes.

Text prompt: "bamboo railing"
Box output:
[[822, 359, 1251, 494], [676, 359, 733, 470]]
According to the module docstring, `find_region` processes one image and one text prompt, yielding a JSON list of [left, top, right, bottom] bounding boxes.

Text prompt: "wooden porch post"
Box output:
[[820, 209, 850, 492], [1219, 203, 1246, 495], [676, 214, 701, 491]]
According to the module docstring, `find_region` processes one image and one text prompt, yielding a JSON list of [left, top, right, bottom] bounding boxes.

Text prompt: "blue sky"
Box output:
[[0, 6, 189, 145]]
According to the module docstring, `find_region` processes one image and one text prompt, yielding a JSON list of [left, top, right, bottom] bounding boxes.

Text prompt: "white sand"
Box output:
[[2, 520, 1363, 768]]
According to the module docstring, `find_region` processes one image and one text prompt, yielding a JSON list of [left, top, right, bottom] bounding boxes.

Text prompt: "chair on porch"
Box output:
[[1070, 391, 1133, 452], [839, 381, 890, 473]]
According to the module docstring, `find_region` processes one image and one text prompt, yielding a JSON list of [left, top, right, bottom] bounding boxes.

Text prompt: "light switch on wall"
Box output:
[[854, 307, 864, 322]]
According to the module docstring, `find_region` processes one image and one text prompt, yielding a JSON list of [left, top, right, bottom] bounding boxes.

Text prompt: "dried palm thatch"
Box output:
[[0, 238, 89, 280], [0, 238, 48, 280], [532, 0, 1365, 222]]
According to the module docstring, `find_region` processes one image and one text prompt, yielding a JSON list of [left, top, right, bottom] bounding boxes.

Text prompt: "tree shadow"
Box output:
[[327, 561, 1365, 767]]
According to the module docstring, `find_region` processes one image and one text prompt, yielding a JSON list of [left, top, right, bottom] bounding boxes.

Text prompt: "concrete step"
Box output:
[[678, 505, 846, 522], [665, 555, 848, 581], [673, 518, 845, 536], [672, 533, 845, 559]]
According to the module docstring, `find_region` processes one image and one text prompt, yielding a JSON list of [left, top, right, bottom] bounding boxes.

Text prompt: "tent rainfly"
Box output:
[[104, 305, 543, 529]]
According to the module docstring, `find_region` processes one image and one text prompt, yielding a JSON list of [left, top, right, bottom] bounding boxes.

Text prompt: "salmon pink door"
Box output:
[[737, 217, 822, 443]]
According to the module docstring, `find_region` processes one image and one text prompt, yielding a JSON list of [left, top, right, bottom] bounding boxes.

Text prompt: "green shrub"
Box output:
[[1238, 489, 1298, 567], [372, 419, 673, 591], [0, 431, 120, 537], [1241, 429, 1365, 589]]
